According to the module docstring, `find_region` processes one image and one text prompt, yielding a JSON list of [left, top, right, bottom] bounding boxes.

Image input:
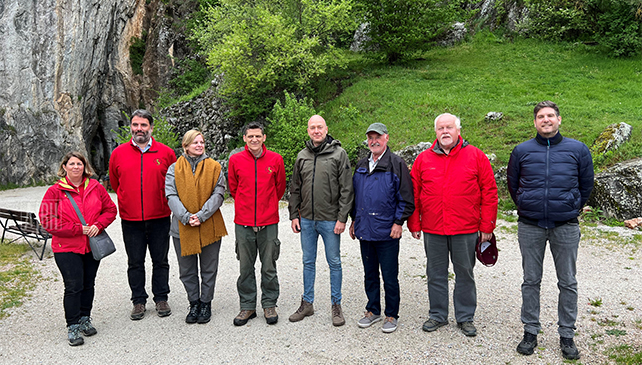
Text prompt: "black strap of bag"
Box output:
[[64, 191, 88, 225]]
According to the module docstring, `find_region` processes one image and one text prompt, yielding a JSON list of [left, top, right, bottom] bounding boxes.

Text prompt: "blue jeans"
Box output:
[[122, 217, 171, 305], [424, 233, 477, 323], [360, 238, 400, 319], [518, 222, 580, 338], [300, 218, 342, 304]]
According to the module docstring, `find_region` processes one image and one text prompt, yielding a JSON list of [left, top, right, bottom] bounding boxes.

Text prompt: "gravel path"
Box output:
[[0, 186, 640, 364]]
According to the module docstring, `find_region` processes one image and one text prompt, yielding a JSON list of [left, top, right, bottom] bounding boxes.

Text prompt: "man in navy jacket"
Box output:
[[349, 123, 414, 333], [507, 101, 594, 360]]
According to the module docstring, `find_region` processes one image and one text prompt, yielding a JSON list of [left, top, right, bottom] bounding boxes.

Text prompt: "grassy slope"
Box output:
[[319, 34, 642, 168]]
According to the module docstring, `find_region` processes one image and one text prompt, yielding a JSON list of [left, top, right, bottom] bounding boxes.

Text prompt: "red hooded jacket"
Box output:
[[408, 137, 498, 235], [39, 177, 117, 254], [228, 144, 286, 226], [109, 138, 177, 221]]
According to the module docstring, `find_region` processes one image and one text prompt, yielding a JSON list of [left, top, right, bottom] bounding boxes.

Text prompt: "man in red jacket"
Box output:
[[408, 113, 497, 337], [228, 122, 286, 326], [109, 109, 177, 320]]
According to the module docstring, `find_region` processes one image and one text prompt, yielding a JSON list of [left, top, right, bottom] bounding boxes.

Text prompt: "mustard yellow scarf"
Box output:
[[175, 156, 227, 256]]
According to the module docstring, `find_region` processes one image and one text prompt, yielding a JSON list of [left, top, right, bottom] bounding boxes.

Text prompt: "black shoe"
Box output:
[[197, 301, 212, 324], [516, 331, 538, 355], [78, 316, 97, 336], [67, 324, 84, 346], [186, 301, 200, 324], [560, 337, 580, 360]]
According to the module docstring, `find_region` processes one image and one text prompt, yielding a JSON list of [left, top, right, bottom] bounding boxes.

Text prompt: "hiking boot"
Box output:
[[186, 301, 200, 324], [560, 337, 580, 360], [78, 316, 97, 336], [422, 318, 448, 332], [457, 321, 477, 337], [197, 301, 211, 324], [130, 303, 146, 320], [332, 304, 345, 327], [156, 301, 172, 317], [67, 324, 84, 346], [264, 307, 278, 325], [516, 331, 538, 355], [233, 310, 257, 326], [289, 297, 314, 322], [357, 311, 382, 328], [382, 317, 398, 333]]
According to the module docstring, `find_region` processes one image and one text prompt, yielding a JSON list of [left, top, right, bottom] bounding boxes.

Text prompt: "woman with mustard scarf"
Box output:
[[165, 130, 227, 324]]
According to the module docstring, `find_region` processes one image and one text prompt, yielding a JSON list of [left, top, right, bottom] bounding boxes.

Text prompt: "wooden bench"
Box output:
[[0, 208, 51, 260]]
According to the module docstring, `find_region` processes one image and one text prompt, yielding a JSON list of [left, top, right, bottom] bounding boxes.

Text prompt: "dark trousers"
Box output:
[[360, 238, 400, 319], [54, 252, 100, 326], [122, 217, 171, 305]]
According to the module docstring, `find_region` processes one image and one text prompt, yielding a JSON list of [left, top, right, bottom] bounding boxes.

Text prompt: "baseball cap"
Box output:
[[476, 233, 498, 267], [366, 123, 388, 135]]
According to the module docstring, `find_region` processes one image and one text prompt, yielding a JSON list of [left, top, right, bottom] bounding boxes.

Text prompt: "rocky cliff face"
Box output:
[[0, 0, 195, 186]]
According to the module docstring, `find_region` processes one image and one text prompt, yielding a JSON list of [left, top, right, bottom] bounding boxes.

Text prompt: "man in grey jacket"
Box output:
[[288, 115, 354, 326]]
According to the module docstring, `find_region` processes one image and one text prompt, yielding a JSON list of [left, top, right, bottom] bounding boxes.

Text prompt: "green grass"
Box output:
[[319, 33, 642, 169], [607, 344, 642, 364], [0, 242, 38, 318]]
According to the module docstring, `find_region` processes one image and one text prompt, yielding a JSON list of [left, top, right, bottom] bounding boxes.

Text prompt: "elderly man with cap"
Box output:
[[349, 123, 414, 333]]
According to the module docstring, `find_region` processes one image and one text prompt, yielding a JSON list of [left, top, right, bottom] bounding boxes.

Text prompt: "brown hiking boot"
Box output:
[[332, 303, 345, 327], [130, 303, 146, 320], [155, 301, 172, 317], [289, 297, 314, 322], [264, 307, 278, 325], [233, 310, 257, 326]]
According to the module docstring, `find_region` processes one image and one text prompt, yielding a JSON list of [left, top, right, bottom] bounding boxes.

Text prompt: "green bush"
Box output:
[[356, 0, 463, 63], [265, 92, 317, 181], [113, 112, 180, 149], [523, 0, 642, 57], [129, 36, 146, 76], [192, 0, 357, 123]]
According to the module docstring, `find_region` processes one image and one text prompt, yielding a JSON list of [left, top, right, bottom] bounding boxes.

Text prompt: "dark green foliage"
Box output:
[[356, 0, 463, 63], [524, 0, 642, 57], [265, 92, 317, 181], [129, 37, 146, 76]]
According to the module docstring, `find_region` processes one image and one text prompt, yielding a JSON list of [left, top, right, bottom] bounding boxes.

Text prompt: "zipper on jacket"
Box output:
[[311, 154, 318, 221], [544, 141, 550, 227], [140, 153, 144, 220], [254, 156, 258, 227]]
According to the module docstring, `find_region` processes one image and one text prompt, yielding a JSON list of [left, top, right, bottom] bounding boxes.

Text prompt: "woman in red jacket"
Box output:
[[39, 151, 117, 346]]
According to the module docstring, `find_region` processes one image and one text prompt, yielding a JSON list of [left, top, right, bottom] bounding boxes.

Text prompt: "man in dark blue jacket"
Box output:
[[349, 123, 414, 333], [507, 101, 594, 360]]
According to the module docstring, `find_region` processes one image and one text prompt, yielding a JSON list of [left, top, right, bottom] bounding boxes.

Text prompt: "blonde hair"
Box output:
[[182, 129, 204, 154], [57, 151, 94, 178]]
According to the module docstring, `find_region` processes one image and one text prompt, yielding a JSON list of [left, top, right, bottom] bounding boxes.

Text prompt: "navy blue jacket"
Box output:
[[507, 133, 594, 228], [351, 147, 415, 241]]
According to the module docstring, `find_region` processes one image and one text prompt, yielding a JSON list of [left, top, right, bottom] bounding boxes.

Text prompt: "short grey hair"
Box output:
[[434, 113, 461, 130]]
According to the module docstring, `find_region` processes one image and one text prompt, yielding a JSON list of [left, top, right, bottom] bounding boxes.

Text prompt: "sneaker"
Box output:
[[422, 318, 448, 332], [457, 321, 477, 337], [197, 301, 211, 324], [186, 301, 200, 324], [357, 311, 382, 328], [560, 337, 580, 360], [78, 316, 97, 336], [382, 317, 398, 333], [67, 324, 84, 346], [516, 331, 538, 355], [332, 304, 345, 327], [233, 310, 257, 326], [130, 303, 146, 320], [156, 301, 172, 317], [264, 307, 278, 325], [289, 297, 314, 322]]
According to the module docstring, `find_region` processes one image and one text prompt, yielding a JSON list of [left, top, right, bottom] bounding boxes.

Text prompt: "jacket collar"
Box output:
[[431, 136, 468, 155], [535, 132, 563, 146], [57, 176, 90, 192], [244, 143, 266, 159]]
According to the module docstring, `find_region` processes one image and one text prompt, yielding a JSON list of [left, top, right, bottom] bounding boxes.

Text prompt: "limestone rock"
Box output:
[[588, 158, 642, 220], [395, 142, 432, 166], [350, 23, 371, 53], [485, 112, 503, 121], [439, 22, 467, 47], [590, 122, 632, 155]]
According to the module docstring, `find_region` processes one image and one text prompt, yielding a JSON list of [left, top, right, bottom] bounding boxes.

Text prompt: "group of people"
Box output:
[[37, 101, 593, 361]]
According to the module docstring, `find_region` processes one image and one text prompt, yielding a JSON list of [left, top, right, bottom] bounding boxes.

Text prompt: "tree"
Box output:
[[192, 0, 358, 123], [356, 0, 463, 63]]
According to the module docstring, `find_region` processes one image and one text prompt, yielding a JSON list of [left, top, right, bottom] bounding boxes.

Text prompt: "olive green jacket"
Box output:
[[288, 136, 354, 223]]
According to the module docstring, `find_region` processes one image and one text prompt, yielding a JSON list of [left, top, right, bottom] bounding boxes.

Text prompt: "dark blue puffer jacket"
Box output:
[[351, 147, 415, 241], [507, 133, 594, 229]]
